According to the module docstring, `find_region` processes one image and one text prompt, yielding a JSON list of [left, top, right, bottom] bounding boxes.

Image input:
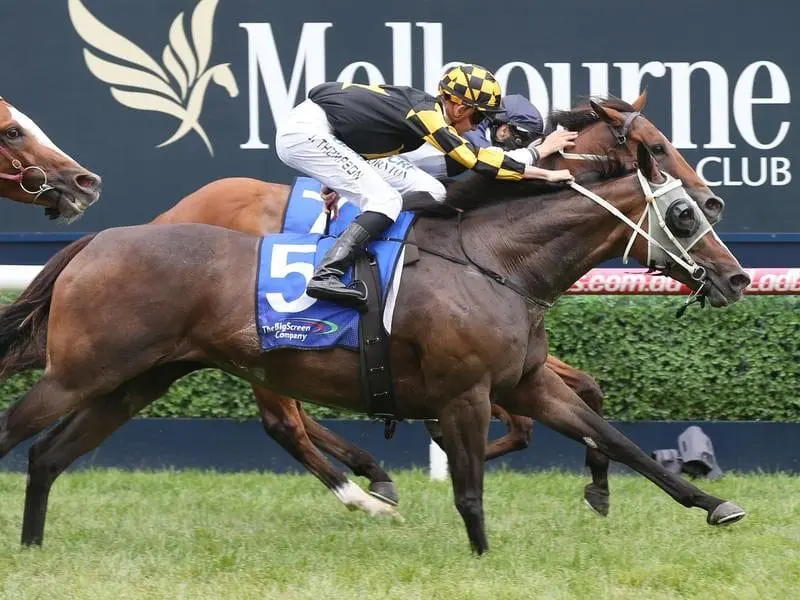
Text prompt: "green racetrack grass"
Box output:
[[0, 470, 798, 599]]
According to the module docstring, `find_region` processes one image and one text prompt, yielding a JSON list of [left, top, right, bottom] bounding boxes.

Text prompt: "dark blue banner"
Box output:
[[0, 0, 796, 234]]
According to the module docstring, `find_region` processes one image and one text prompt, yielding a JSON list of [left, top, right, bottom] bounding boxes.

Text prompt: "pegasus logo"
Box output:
[[68, 0, 238, 156]]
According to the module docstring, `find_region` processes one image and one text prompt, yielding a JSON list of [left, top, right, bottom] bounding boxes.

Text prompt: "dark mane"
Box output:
[[431, 154, 629, 214], [548, 97, 637, 132]]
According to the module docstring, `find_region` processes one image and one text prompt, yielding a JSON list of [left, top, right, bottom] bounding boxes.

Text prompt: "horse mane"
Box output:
[[548, 97, 637, 132], [427, 154, 628, 215]]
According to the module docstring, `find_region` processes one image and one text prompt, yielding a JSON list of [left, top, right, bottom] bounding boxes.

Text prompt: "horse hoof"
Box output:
[[368, 481, 399, 506], [583, 484, 610, 517], [707, 501, 746, 526]]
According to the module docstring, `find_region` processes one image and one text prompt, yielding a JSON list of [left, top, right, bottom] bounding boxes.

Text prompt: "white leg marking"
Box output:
[[333, 479, 401, 518]]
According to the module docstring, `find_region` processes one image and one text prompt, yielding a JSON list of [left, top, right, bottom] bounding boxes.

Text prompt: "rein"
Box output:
[[384, 210, 553, 309], [384, 168, 709, 312]]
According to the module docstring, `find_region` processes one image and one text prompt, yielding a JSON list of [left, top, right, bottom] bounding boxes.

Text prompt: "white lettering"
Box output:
[[416, 22, 462, 95], [494, 62, 549, 117], [582, 63, 610, 99], [733, 61, 791, 150], [386, 22, 412, 86], [337, 62, 385, 84], [665, 62, 735, 150], [696, 157, 722, 186], [545, 63, 571, 112], [239, 22, 332, 150], [699, 156, 791, 187], [614, 61, 667, 110], [723, 157, 743, 186], [771, 157, 792, 185], [741, 156, 767, 186]]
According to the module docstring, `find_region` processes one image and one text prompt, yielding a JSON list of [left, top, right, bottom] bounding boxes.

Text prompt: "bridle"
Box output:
[[570, 170, 714, 316], [559, 111, 642, 163], [0, 97, 55, 202]]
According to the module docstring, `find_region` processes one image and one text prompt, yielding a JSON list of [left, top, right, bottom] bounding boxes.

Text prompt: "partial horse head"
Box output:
[[551, 92, 725, 225], [622, 143, 749, 307], [0, 97, 101, 221]]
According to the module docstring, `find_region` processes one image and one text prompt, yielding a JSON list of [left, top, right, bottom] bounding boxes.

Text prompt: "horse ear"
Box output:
[[637, 142, 663, 182], [631, 89, 648, 112], [589, 99, 624, 126]]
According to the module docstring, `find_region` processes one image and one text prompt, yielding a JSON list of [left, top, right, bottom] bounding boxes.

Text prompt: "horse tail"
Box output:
[[0, 233, 97, 378]]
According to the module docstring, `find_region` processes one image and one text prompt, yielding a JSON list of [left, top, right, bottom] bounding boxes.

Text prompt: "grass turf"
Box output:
[[0, 470, 798, 599]]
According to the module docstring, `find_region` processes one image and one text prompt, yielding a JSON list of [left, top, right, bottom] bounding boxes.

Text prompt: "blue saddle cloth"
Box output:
[[256, 177, 414, 351]]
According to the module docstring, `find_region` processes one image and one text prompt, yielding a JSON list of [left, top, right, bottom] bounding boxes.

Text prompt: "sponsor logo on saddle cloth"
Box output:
[[256, 177, 414, 351]]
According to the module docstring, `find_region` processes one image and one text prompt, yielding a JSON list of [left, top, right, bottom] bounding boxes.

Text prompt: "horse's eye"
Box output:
[[5, 127, 21, 140], [651, 144, 666, 155]]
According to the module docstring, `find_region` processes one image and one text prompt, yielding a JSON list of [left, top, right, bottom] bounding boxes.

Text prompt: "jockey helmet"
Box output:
[[438, 64, 503, 113]]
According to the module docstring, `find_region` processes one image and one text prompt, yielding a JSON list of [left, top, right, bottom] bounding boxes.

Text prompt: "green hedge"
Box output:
[[1, 296, 798, 420]]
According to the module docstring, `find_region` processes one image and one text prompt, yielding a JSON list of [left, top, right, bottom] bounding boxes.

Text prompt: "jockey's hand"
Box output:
[[545, 168, 575, 183], [523, 165, 574, 183], [535, 130, 578, 158], [321, 186, 341, 220]]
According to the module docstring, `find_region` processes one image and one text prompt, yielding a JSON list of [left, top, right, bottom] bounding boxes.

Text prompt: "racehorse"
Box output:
[[0, 142, 749, 552], [0, 97, 101, 221], [0, 93, 728, 519]]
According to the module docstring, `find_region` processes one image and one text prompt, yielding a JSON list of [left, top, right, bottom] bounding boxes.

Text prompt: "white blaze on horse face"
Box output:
[[8, 105, 77, 163], [332, 480, 401, 518]]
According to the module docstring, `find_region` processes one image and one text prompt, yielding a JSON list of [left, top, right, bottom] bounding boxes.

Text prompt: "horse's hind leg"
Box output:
[[253, 386, 399, 517], [545, 355, 610, 516], [0, 375, 83, 459], [484, 405, 533, 460], [503, 367, 745, 526], [297, 402, 398, 505], [21, 363, 196, 546]]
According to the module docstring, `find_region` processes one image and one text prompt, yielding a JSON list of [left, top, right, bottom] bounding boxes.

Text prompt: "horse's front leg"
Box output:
[[438, 378, 492, 555], [543, 355, 610, 516], [502, 367, 746, 526]]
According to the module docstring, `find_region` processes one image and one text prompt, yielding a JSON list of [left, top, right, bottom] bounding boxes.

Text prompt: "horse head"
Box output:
[[552, 92, 725, 225], [619, 142, 749, 307], [0, 97, 101, 222]]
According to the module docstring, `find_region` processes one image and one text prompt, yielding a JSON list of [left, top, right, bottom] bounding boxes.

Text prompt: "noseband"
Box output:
[[0, 98, 55, 202]]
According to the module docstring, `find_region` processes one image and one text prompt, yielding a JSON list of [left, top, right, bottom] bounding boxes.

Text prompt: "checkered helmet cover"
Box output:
[[438, 64, 503, 112]]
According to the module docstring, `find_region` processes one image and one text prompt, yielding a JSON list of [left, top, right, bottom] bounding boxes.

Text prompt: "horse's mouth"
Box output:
[[696, 266, 749, 308], [44, 187, 100, 223]]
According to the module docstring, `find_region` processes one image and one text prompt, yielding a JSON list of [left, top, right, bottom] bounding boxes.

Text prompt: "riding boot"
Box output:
[[306, 211, 393, 307]]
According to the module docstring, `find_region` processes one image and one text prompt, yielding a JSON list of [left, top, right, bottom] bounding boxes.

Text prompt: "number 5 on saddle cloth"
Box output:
[[255, 177, 416, 423]]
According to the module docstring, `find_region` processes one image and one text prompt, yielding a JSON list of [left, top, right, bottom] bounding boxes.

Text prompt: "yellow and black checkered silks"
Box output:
[[307, 81, 527, 181], [438, 64, 502, 112], [406, 102, 525, 180]]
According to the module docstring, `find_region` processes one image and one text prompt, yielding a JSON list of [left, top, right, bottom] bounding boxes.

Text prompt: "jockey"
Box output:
[[397, 94, 577, 183], [275, 64, 574, 307], [466, 93, 545, 150]]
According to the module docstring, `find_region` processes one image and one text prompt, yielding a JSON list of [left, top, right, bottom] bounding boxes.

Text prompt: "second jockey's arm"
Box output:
[[523, 165, 574, 183]]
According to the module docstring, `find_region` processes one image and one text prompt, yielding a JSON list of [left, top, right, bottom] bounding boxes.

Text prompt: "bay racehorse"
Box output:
[[0, 93, 728, 518], [0, 96, 101, 221], [0, 142, 749, 551]]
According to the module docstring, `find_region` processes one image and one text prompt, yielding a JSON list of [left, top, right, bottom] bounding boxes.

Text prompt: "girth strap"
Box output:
[[354, 251, 397, 429]]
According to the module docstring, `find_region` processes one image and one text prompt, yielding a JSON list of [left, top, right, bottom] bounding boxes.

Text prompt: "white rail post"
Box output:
[[0, 265, 43, 291], [429, 440, 449, 481]]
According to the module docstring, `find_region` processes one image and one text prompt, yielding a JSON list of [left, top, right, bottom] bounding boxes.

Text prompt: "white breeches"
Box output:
[[275, 99, 446, 221]]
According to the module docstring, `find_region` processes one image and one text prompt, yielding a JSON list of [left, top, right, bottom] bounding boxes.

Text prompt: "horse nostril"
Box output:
[[705, 196, 725, 217], [75, 172, 101, 192], [729, 273, 750, 293]]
